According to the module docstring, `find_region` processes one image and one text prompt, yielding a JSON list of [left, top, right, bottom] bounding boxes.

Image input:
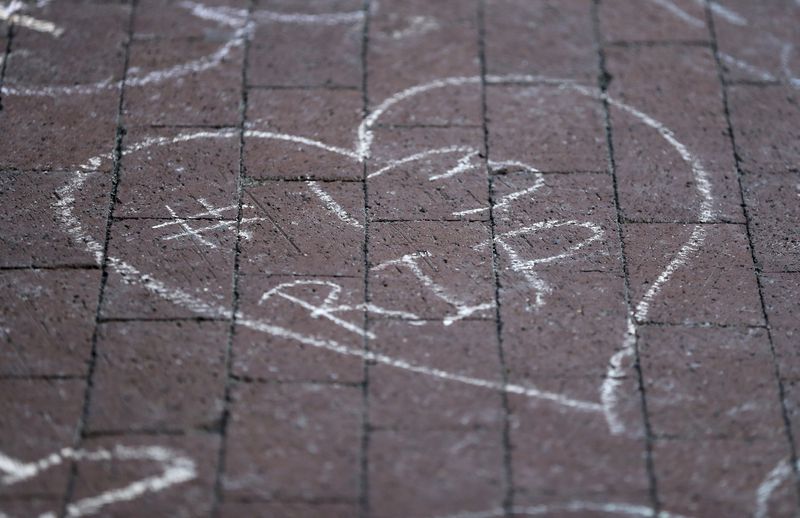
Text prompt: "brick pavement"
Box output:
[[0, 0, 799, 517]]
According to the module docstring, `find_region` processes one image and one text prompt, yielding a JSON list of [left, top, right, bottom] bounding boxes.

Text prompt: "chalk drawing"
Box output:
[[0, 445, 195, 518], [52, 75, 716, 441], [0, 0, 759, 505]]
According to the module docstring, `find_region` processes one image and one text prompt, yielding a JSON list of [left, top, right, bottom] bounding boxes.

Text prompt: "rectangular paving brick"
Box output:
[[492, 171, 622, 273], [0, 269, 99, 377], [712, 0, 799, 84], [367, 126, 488, 221], [762, 273, 800, 381], [368, 429, 505, 518], [3, 2, 129, 88], [0, 92, 120, 171], [0, 170, 109, 267], [742, 171, 800, 271], [368, 220, 494, 320], [623, 223, 763, 325], [238, 180, 364, 276], [509, 394, 651, 506], [72, 433, 219, 518], [247, 2, 362, 88], [367, 0, 480, 125], [640, 326, 784, 440], [233, 273, 365, 383], [116, 127, 240, 219], [0, 379, 83, 497], [223, 382, 362, 501], [653, 438, 796, 518], [101, 217, 236, 319], [368, 318, 504, 430], [500, 271, 628, 379], [133, 0, 247, 40], [605, 45, 744, 222], [728, 85, 800, 174], [244, 88, 362, 180], [599, 0, 709, 43], [485, 0, 598, 81], [87, 320, 227, 432], [487, 85, 608, 173], [123, 37, 243, 126]]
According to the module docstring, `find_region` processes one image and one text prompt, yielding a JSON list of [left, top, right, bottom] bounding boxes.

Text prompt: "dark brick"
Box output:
[[369, 429, 505, 518], [743, 171, 800, 272], [244, 88, 362, 180], [88, 320, 227, 432], [133, 0, 247, 40], [728, 85, 800, 174], [606, 45, 744, 222], [368, 220, 494, 320], [500, 271, 628, 379], [640, 326, 784, 440], [653, 438, 796, 518], [367, 0, 480, 124], [0, 269, 99, 377], [233, 273, 365, 383], [761, 273, 800, 380], [623, 223, 763, 325], [712, 0, 799, 84], [510, 394, 650, 506], [487, 85, 608, 173], [599, 0, 709, 43], [0, 170, 109, 267], [72, 433, 218, 518], [485, 0, 598, 81], [116, 128, 240, 219], [0, 92, 119, 171], [368, 318, 504, 430], [0, 379, 83, 497], [101, 217, 236, 319], [367, 126, 488, 221], [223, 382, 362, 501], [247, 2, 362, 88], [123, 37, 243, 126], [4, 2, 128, 87], [238, 180, 364, 276], [493, 171, 622, 273]]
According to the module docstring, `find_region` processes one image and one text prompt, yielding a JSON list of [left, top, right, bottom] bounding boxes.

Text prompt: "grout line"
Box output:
[[704, 1, 800, 509], [0, 264, 101, 271], [591, 0, 662, 512], [358, 2, 372, 517], [210, 2, 255, 515], [477, 2, 515, 515], [604, 39, 711, 48], [58, 2, 139, 516]]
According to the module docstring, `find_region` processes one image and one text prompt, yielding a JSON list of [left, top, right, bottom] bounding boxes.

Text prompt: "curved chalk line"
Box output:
[[0, 445, 195, 518]]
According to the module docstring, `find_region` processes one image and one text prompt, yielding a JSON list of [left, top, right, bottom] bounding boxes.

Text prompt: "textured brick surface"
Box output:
[[727, 86, 800, 174], [0, 379, 84, 496], [743, 171, 800, 271], [2, 0, 800, 516], [605, 45, 744, 222], [0, 269, 99, 376], [0, 170, 109, 267], [223, 382, 362, 501], [88, 320, 227, 432]]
